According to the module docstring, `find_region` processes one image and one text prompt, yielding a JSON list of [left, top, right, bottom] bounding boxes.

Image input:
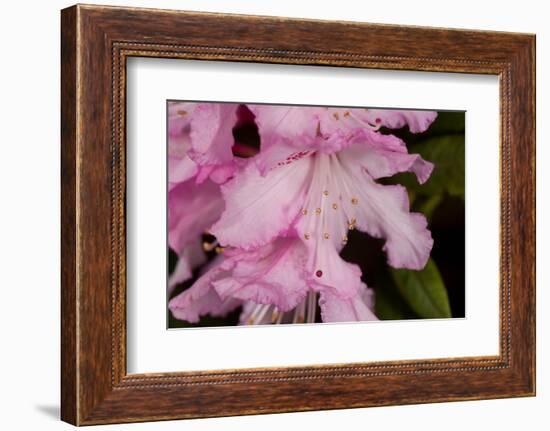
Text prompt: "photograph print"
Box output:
[[166, 101, 465, 328]]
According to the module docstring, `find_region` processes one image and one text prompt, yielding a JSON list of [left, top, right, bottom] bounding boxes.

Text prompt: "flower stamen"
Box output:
[[202, 239, 219, 252]]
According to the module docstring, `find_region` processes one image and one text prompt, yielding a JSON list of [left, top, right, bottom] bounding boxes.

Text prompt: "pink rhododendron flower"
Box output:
[[169, 237, 377, 324], [168, 103, 437, 325], [167, 101, 243, 292], [168, 101, 240, 189], [168, 179, 224, 293], [169, 255, 241, 323], [167, 102, 198, 190]]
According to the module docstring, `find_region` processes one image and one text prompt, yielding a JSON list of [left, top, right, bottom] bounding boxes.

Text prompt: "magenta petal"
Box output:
[[213, 238, 309, 312], [211, 156, 312, 250], [319, 284, 378, 322], [362, 109, 438, 133]]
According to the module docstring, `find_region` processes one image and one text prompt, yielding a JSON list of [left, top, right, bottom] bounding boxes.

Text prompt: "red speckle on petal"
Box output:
[[315, 270, 323, 278], [375, 118, 381, 124]]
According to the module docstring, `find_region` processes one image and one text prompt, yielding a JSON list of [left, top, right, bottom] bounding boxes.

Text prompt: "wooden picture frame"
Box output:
[[61, 4, 535, 425]]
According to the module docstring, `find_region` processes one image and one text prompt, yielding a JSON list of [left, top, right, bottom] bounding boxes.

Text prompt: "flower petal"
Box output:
[[168, 102, 199, 188], [212, 238, 309, 312], [167, 240, 206, 296], [168, 102, 195, 138], [250, 105, 370, 156], [248, 104, 323, 144], [306, 242, 363, 298], [188, 103, 239, 167], [361, 109, 438, 133], [168, 259, 240, 323], [168, 179, 224, 254], [253, 135, 312, 175], [343, 134, 434, 184], [337, 152, 433, 269], [211, 156, 312, 249], [168, 153, 198, 190], [319, 283, 378, 322]]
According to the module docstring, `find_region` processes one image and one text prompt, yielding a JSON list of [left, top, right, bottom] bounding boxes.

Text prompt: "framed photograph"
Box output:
[[61, 4, 535, 425]]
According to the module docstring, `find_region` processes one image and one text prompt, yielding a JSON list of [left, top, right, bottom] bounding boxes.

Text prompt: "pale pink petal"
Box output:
[[210, 156, 312, 250], [213, 238, 309, 312], [248, 104, 323, 144], [195, 162, 237, 185], [308, 128, 373, 155], [293, 147, 432, 273], [292, 153, 370, 298], [250, 105, 371, 156], [306, 242, 363, 299], [188, 103, 239, 167], [336, 155, 433, 269], [168, 102, 196, 137], [343, 133, 434, 184], [168, 103, 199, 188], [168, 102, 241, 187], [168, 154, 197, 190], [366, 150, 433, 184], [207, 163, 238, 184], [253, 136, 313, 175], [168, 179, 224, 254], [168, 259, 240, 323], [319, 283, 378, 322], [360, 109, 438, 133], [167, 240, 206, 296]]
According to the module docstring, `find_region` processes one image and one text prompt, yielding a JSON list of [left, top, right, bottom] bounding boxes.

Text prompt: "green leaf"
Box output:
[[387, 134, 465, 199], [414, 134, 465, 197], [424, 111, 465, 136], [390, 258, 452, 319], [373, 272, 415, 320], [414, 194, 444, 221]]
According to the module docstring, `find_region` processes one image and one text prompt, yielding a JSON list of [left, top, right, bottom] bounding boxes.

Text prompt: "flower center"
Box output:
[[297, 152, 361, 278], [244, 292, 318, 325]]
